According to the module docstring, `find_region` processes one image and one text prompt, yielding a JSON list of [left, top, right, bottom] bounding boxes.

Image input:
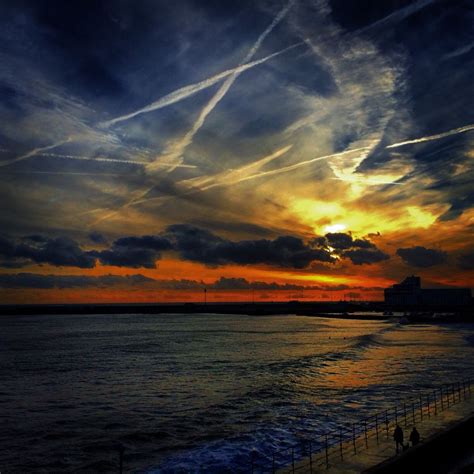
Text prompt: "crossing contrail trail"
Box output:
[[131, 146, 370, 208], [0, 139, 71, 167], [100, 42, 303, 128], [146, 0, 296, 176], [386, 124, 474, 149], [185, 145, 294, 191], [232, 147, 371, 184], [93, 1, 297, 225]]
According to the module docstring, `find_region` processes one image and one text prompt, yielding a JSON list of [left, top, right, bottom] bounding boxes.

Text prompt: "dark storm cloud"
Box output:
[[0, 225, 392, 270], [188, 219, 275, 238], [457, 250, 474, 270], [310, 232, 388, 265], [0, 272, 381, 291], [0, 235, 95, 268], [396, 246, 448, 268], [91, 235, 173, 268], [0, 272, 154, 289], [324, 232, 376, 250], [341, 248, 390, 265], [89, 231, 107, 244], [165, 224, 335, 268]]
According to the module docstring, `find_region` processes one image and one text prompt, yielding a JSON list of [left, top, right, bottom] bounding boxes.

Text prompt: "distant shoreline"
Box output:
[[0, 301, 472, 322]]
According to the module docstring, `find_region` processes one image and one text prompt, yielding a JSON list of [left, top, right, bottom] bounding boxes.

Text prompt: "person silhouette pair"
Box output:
[[393, 425, 420, 453]]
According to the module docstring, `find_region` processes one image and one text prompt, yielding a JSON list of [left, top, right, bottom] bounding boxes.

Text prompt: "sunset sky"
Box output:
[[0, 0, 473, 303]]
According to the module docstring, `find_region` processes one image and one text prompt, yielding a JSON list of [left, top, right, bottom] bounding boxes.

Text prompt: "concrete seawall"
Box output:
[[365, 414, 474, 474], [278, 387, 474, 474]]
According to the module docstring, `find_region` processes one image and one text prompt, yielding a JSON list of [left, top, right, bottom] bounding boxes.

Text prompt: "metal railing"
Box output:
[[249, 378, 472, 473]]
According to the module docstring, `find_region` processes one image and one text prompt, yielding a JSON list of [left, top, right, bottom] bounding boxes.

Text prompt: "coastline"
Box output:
[[0, 300, 472, 322]]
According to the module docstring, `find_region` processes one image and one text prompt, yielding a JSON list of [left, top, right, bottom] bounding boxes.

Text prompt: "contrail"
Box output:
[[0, 139, 71, 167], [95, 0, 296, 224], [357, 0, 434, 34], [101, 42, 303, 128], [386, 124, 474, 149], [146, 0, 296, 175], [330, 177, 405, 185], [188, 145, 293, 191], [442, 42, 474, 61], [91, 184, 157, 226], [232, 147, 371, 184], [131, 146, 369, 207], [38, 152, 196, 168], [0, 149, 197, 168], [0, 171, 124, 177]]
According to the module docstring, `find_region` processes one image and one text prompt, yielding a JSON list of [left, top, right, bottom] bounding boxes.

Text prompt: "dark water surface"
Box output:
[[0, 313, 473, 473]]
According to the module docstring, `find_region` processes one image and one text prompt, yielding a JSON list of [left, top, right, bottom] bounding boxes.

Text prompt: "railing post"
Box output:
[[325, 433, 329, 469], [385, 410, 389, 440], [364, 420, 368, 448], [309, 441, 313, 474], [375, 413, 379, 444], [118, 445, 124, 474], [419, 395, 423, 421], [340, 428, 343, 460], [353, 423, 357, 454], [427, 394, 430, 418], [403, 402, 407, 427]]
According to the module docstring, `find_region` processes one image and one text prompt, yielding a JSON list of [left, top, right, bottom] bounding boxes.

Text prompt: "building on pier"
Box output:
[[384, 276, 471, 306]]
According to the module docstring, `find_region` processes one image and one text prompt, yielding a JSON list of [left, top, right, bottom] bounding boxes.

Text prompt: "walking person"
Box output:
[[393, 424, 404, 453], [409, 426, 420, 447]]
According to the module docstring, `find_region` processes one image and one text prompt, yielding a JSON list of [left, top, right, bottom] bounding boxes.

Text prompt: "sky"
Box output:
[[0, 0, 473, 303]]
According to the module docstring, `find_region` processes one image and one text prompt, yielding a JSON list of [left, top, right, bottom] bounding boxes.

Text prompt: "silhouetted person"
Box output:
[[409, 426, 420, 447], [393, 424, 404, 453]]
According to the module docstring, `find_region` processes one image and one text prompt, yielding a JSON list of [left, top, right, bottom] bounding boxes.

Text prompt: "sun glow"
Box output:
[[324, 223, 347, 233]]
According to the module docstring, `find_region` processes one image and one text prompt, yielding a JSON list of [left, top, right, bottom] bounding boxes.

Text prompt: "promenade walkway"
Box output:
[[272, 381, 474, 474]]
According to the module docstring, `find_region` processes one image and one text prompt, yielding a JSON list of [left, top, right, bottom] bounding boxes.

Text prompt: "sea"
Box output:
[[1, 313, 473, 473]]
